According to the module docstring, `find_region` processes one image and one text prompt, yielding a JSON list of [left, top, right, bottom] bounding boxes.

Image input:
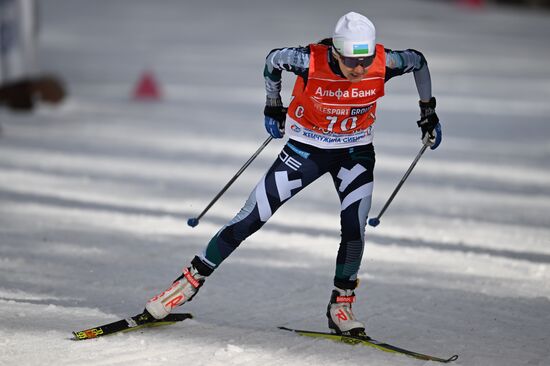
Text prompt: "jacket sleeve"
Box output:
[[263, 46, 310, 106], [385, 48, 432, 101]]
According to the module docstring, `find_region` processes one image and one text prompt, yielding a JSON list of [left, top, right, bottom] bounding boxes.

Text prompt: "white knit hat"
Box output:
[[332, 12, 376, 57]]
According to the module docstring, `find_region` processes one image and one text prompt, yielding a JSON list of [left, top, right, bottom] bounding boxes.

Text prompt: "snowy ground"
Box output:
[[1, 0, 550, 365]]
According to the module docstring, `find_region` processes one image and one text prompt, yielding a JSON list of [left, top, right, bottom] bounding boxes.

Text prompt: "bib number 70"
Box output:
[[326, 115, 358, 132]]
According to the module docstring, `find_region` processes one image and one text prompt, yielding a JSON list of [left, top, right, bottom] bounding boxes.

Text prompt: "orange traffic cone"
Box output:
[[132, 70, 162, 101]]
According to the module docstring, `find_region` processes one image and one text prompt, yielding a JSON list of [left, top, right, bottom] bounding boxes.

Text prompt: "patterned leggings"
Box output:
[[199, 139, 375, 289]]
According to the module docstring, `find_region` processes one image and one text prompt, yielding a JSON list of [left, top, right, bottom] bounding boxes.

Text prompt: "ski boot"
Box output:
[[145, 257, 212, 319], [326, 287, 366, 336]]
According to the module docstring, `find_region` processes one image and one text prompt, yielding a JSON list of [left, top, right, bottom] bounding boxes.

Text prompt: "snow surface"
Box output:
[[1, 0, 550, 365]]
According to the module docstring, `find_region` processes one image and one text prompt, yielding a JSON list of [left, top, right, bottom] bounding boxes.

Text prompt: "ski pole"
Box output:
[[368, 144, 428, 227], [187, 136, 273, 227]]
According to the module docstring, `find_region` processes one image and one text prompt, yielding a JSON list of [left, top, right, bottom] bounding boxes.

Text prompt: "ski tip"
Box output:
[[72, 328, 101, 341], [277, 326, 294, 332], [446, 355, 459, 363]]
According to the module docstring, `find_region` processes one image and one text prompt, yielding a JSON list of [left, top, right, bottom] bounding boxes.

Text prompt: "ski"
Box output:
[[278, 326, 458, 363], [72, 311, 193, 340]]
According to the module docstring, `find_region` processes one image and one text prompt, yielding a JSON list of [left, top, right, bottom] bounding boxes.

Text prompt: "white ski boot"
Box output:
[[145, 266, 206, 319], [326, 287, 365, 335]]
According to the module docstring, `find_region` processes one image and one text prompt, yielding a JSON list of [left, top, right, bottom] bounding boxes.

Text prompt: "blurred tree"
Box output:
[[0, 0, 66, 112]]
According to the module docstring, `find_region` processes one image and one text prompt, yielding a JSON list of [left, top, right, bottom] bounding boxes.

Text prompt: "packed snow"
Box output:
[[1, 0, 549, 365]]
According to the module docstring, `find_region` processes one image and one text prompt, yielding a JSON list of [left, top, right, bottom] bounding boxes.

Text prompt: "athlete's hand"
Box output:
[[417, 97, 442, 150], [264, 97, 287, 139]]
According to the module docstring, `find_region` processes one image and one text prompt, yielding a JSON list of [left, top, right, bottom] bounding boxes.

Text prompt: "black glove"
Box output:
[[417, 97, 442, 150], [264, 102, 287, 139]]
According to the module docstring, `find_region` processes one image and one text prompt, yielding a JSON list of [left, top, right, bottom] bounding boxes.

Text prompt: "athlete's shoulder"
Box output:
[[265, 44, 314, 79]]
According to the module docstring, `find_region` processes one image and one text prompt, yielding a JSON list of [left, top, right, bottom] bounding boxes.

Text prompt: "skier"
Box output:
[[145, 11, 441, 336]]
